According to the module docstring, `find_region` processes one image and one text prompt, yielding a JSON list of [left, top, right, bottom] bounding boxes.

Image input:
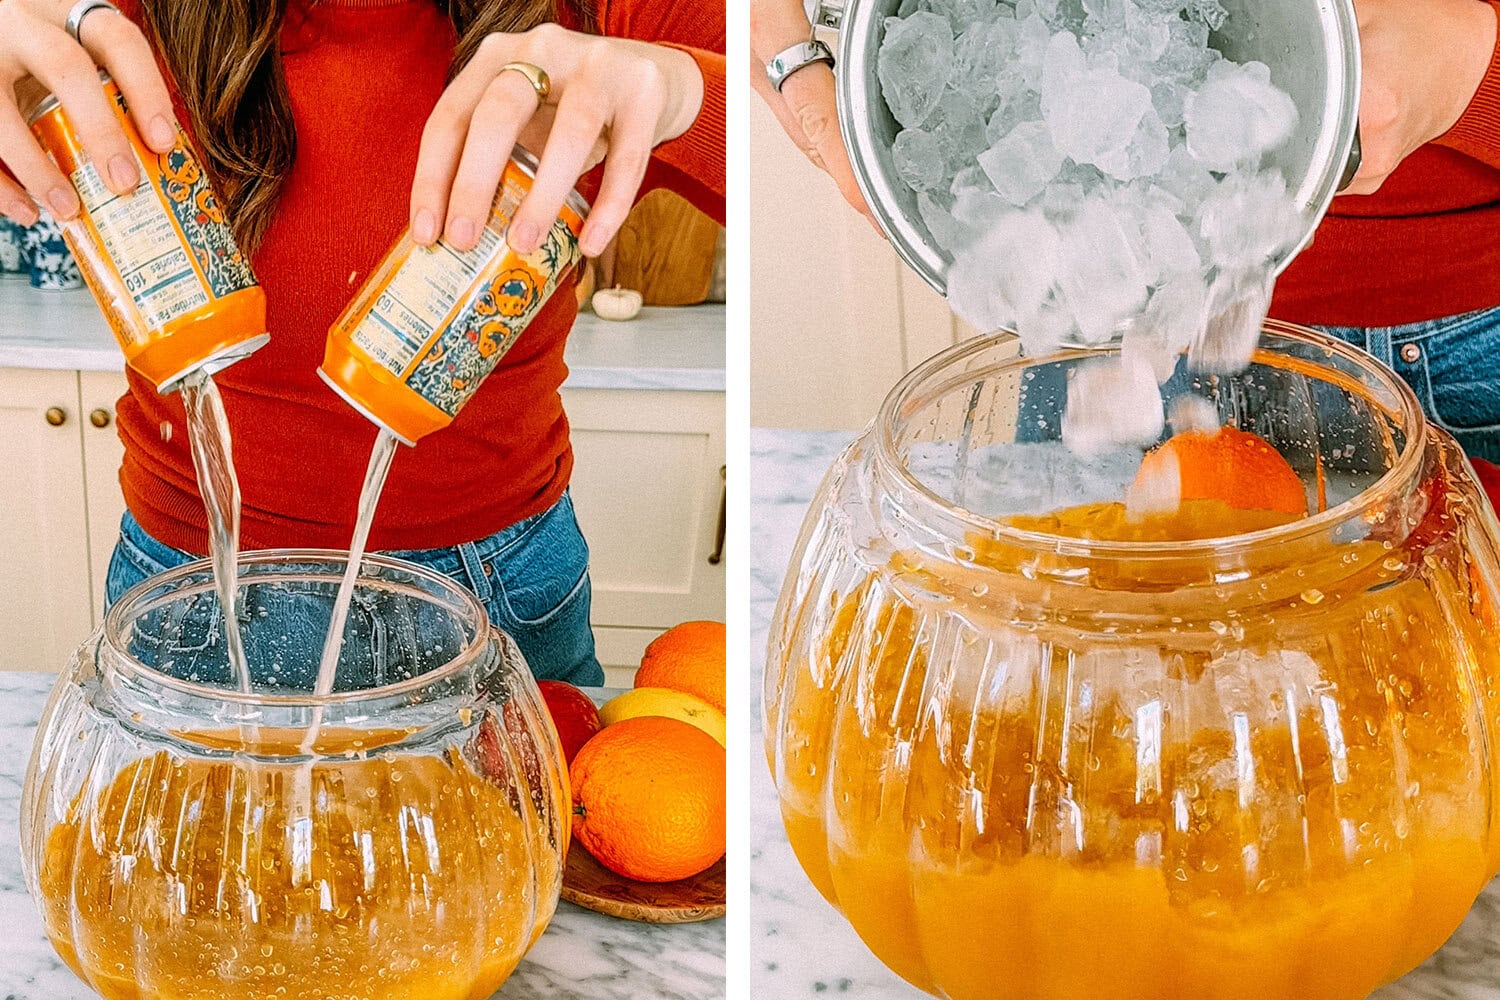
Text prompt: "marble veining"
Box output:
[[0, 278, 725, 393], [748, 426, 1500, 1000], [0, 672, 724, 999]]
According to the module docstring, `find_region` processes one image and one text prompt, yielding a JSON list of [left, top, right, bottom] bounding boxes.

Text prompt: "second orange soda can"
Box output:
[[321, 147, 588, 444]]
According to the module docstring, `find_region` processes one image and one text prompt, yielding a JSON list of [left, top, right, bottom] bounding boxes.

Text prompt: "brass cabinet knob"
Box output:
[[89, 408, 111, 428], [45, 407, 67, 427]]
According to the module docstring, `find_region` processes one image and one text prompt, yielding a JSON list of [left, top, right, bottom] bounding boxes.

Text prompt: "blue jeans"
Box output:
[[1317, 306, 1500, 464], [105, 492, 604, 687]]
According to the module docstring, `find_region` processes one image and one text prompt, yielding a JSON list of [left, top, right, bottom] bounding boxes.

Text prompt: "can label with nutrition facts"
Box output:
[[321, 148, 587, 444], [26, 73, 268, 391]]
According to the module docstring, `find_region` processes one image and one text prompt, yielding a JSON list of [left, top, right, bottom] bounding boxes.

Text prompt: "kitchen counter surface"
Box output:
[[749, 426, 1500, 1000], [0, 672, 725, 1000], [0, 277, 724, 392]]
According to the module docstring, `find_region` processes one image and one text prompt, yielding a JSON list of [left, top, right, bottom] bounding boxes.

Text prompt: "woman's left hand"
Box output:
[[410, 22, 704, 257], [1345, 0, 1496, 194]]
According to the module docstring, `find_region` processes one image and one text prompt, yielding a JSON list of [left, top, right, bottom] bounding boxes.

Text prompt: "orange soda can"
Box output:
[[25, 72, 268, 393], [320, 148, 587, 445]]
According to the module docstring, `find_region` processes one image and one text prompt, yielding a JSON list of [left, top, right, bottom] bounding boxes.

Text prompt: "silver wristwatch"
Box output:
[[765, 40, 836, 92]]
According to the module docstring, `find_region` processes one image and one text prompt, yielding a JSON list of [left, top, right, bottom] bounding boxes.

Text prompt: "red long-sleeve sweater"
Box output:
[[1272, 1, 1500, 327], [113, 0, 725, 554]]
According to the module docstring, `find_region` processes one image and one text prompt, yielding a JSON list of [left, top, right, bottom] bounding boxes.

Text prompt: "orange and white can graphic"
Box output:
[[26, 73, 267, 392], [320, 148, 587, 445]]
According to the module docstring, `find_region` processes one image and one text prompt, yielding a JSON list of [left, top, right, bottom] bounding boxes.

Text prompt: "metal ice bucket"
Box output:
[[814, 0, 1363, 294]]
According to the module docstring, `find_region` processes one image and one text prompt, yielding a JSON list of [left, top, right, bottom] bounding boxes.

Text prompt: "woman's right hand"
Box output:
[[0, 0, 178, 226], [750, 0, 876, 226]]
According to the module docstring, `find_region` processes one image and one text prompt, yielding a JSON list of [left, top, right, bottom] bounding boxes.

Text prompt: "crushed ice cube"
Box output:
[[1185, 60, 1300, 171], [878, 12, 956, 128], [894, 129, 947, 191], [1094, 107, 1169, 180], [918, 192, 964, 249], [979, 121, 1065, 206], [1041, 32, 1152, 168]]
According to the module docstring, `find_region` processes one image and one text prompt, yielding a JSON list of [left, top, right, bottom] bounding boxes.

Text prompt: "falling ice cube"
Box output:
[[946, 209, 1062, 331], [1055, 196, 1152, 343], [1141, 274, 1209, 360], [1125, 444, 1181, 520], [979, 121, 1065, 206], [1061, 356, 1166, 456], [1168, 394, 1222, 436], [1189, 269, 1273, 374], [877, 12, 956, 128], [1197, 170, 1307, 269]]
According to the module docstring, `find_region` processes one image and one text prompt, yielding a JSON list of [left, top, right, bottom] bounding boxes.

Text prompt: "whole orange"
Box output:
[[569, 716, 726, 883], [636, 620, 726, 713], [1134, 425, 1308, 517]]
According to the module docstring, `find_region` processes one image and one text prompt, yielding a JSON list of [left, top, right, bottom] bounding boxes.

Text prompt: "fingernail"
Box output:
[[107, 154, 139, 192], [509, 220, 540, 253], [448, 217, 476, 249], [579, 229, 606, 257], [412, 208, 437, 244], [5, 198, 39, 227], [148, 115, 176, 152], [47, 186, 79, 220]]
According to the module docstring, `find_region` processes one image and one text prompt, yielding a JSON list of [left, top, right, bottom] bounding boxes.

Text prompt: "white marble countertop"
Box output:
[[749, 425, 1500, 1000], [0, 276, 724, 392], [0, 672, 725, 1000]]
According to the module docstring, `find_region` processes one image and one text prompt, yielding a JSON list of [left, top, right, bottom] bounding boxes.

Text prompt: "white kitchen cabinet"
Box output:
[[0, 369, 93, 671], [563, 387, 727, 682], [749, 99, 986, 431], [80, 370, 129, 616]]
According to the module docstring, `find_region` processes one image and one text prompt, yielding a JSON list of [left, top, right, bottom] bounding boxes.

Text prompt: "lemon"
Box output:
[[599, 687, 726, 748]]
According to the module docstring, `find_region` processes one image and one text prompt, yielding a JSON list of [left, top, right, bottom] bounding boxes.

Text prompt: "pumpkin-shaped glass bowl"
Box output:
[[764, 322, 1500, 1000], [21, 551, 568, 1000]]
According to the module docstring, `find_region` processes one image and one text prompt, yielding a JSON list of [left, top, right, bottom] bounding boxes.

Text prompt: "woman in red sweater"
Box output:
[[755, 0, 1500, 464], [0, 0, 726, 686]]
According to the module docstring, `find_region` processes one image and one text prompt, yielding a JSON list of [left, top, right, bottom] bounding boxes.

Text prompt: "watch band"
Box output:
[[765, 40, 836, 92]]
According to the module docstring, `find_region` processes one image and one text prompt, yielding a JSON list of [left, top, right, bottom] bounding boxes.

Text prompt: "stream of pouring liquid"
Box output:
[[179, 375, 251, 695], [301, 428, 399, 755]]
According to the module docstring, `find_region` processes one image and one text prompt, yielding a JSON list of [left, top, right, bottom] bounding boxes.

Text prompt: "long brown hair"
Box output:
[[135, 0, 579, 253]]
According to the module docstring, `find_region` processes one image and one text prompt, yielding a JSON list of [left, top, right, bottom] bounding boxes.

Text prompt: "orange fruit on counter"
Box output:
[[636, 620, 726, 713], [1135, 425, 1308, 517], [569, 716, 726, 883]]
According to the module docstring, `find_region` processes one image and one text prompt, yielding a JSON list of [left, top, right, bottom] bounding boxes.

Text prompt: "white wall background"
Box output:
[[750, 98, 988, 431]]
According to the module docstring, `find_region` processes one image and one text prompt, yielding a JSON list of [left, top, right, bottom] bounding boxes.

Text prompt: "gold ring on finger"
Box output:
[[498, 62, 551, 101]]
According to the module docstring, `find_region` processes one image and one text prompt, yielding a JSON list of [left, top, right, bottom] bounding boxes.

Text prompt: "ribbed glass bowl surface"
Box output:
[[21, 551, 568, 1000], [764, 322, 1500, 1000]]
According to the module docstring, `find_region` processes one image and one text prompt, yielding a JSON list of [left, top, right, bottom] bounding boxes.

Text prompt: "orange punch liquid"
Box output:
[[321, 149, 588, 444], [26, 73, 268, 393]]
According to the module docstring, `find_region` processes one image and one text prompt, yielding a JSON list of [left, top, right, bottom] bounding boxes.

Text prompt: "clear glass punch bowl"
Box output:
[[764, 322, 1500, 1000], [21, 551, 568, 1000]]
